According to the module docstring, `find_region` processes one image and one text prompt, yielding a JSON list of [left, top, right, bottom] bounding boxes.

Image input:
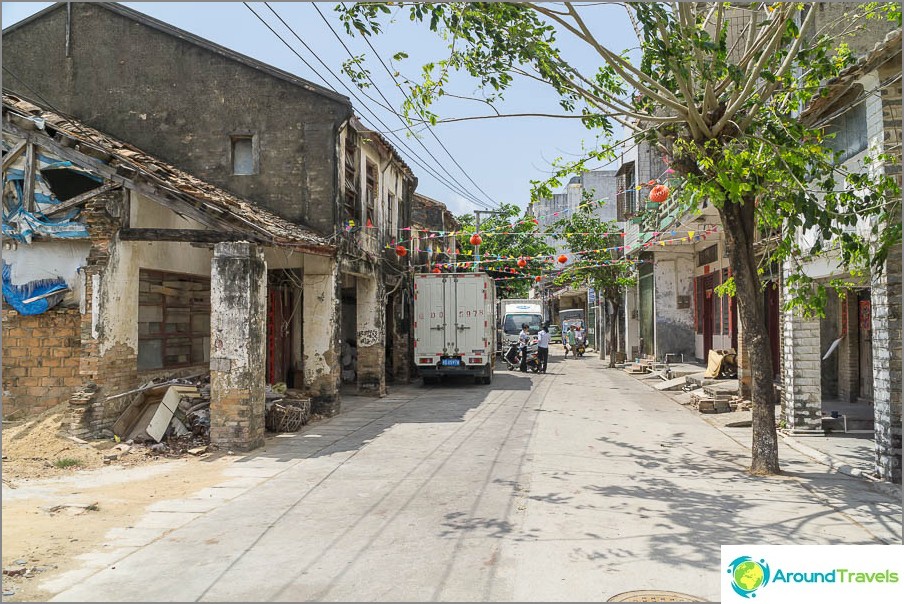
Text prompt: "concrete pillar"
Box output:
[[781, 284, 823, 432], [356, 276, 386, 395], [871, 242, 902, 483], [209, 242, 267, 451], [303, 254, 341, 416]]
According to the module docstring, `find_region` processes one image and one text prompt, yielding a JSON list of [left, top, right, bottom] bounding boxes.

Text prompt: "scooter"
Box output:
[[504, 342, 541, 372], [574, 335, 586, 357]]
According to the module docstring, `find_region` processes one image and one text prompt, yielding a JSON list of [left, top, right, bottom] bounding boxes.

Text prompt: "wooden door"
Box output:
[[858, 290, 873, 401]]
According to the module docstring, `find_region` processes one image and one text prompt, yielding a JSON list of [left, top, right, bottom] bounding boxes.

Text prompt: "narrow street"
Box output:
[[35, 349, 900, 602]]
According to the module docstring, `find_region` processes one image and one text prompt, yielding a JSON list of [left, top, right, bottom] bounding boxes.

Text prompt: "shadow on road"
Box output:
[[226, 371, 535, 464]]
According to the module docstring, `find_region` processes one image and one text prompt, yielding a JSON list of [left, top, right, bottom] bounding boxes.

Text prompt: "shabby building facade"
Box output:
[[2, 3, 418, 442]]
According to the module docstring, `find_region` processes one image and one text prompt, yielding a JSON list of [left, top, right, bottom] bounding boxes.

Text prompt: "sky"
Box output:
[[0, 2, 638, 217]]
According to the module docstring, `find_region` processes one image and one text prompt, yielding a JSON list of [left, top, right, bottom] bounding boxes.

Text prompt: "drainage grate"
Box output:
[[607, 590, 707, 602]]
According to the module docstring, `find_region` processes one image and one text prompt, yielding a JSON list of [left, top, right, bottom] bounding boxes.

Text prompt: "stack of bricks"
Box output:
[[2, 308, 82, 419]]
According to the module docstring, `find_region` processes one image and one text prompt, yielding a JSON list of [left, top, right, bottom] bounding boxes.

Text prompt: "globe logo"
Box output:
[[727, 556, 771, 598]]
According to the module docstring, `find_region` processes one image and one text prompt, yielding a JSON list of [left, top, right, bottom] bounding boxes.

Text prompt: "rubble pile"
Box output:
[[111, 375, 211, 458]]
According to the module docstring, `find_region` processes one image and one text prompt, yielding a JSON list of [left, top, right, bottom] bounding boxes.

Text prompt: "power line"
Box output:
[[311, 3, 499, 209], [243, 3, 486, 209], [245, 2, 492, 209]]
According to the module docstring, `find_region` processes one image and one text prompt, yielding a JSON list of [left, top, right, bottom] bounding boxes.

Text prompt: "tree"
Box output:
[[455, 203, 555, 298], [339, 3, 901, 475], [552, 200, 636, 367]]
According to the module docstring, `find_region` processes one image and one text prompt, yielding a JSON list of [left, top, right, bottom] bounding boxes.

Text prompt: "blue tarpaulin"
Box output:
[[2, 262, 69, 315], [2, 138, 93, 242]]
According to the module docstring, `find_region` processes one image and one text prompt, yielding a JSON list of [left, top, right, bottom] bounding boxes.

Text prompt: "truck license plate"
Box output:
[[441, 358, 461, 367]]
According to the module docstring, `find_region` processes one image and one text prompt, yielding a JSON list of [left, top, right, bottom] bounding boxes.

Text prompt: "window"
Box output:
[[344, 133, 359, 223], [138, 270, 211, 371], [825, 102, 867, 163], [365, 161, 377, 227], [231, 135, 256, 175], [697, 244, 718, 267]]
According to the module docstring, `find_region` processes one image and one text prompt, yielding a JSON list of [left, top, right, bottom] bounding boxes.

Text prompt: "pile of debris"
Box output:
[[111, 375, 211, 457]]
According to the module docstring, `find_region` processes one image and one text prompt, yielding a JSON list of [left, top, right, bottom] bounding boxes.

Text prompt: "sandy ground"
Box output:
[[1, 405, 233, 601]]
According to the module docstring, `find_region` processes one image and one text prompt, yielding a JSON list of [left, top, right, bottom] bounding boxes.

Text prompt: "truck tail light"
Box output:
[[419, 357, 433, 364], [469, 357, 482, 365]]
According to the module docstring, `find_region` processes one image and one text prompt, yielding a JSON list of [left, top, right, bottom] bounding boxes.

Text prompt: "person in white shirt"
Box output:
[[536, 322, 551, 373]]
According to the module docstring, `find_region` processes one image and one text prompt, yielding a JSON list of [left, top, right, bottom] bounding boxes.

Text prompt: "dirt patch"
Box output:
[[0, 402, 200, 482], [1, 403, 234, 601], [1, 455, 233, 601]]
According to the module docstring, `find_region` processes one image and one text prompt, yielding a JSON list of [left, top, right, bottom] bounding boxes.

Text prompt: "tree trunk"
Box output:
[[719, 198, 780, 475], [608, 299, 620, 368]]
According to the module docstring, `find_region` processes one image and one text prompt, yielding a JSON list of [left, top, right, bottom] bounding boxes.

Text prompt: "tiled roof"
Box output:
[[3, 92, 334, 252]]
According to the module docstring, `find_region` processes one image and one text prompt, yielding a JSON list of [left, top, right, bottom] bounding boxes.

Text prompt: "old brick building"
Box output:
[[783, 29, 902, 483], [3, 3, 418, 434]]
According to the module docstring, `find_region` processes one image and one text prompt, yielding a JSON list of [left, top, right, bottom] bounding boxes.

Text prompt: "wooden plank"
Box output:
[[42, 181, 120, 217], [119, 228, 264, 243], [1, 139, 27, 171], [2, 122, 248, 235], [22, 142, 35, 211]]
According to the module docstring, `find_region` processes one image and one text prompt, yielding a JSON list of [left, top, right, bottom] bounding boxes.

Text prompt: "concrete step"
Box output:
[[653, 376, 690, 391]]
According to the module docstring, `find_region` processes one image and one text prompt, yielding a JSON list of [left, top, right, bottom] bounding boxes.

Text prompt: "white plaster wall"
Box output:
[[131, 241, 212, 276], [99, 240, 138, 354], [263, 248, 305, 270], [130, 192, 207, 230], [2, 240, 91, 305]]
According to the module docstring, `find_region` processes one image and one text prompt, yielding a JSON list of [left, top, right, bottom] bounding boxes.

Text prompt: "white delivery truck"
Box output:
[[498, 298, 545, 351], [413, 273, 496, 384]]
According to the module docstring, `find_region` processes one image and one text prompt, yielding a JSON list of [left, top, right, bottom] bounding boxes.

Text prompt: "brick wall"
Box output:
[[870, 65, 902, 483], [66, 193, 140, 436], [2, 308, 82, 419], [781, 273, 823, 431]]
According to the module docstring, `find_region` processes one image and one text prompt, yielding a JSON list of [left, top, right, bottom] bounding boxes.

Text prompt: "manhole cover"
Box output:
[[607, 590, 707, 602]]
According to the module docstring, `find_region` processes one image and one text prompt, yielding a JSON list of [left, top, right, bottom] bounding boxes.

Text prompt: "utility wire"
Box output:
[[312, 2, 499, 209], [246, 2, 492, 209]]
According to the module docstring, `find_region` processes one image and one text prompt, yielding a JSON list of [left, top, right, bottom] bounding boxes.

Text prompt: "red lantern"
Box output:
[[517, 258, 527, 268], [395, 245, 407, 257], [469, 233, 483, 246], [649, 184, 670, 203], [558, 254, 568, 264], [432, 267, 441, 274], [532, 218, 539, 225], [535, 276, 542, 282]]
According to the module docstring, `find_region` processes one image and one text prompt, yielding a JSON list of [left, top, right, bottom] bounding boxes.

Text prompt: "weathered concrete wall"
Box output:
[[2, 308, 82, 419], [355, 276, 385, 395], [2, 3, 352, 233], [209, 242, 267, 451], [653, 252, 695, 360], [303, 254, 341, 416]]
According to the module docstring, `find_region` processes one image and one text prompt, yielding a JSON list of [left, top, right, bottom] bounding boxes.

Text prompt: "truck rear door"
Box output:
[[416, 276, 448, 356], [450, 275, 485, 356]]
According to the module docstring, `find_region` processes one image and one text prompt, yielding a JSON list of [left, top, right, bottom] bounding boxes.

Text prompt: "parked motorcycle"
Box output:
[[504, 341, 541, 372]]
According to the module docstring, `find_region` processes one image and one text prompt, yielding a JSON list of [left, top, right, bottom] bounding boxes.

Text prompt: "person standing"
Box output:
[[536, 322, 551, 373], [518, 323, 531, 372], [566, 324, 576, 358]]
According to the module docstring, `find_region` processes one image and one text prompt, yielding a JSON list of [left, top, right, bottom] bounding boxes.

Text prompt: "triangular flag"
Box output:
[[688, 230, 695, 239]]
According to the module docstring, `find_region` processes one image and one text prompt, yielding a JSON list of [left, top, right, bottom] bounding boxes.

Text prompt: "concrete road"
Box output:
[[46, 350, 901, 601]]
